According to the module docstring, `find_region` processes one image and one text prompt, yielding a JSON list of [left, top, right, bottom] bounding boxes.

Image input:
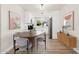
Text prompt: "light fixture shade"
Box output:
[[40, 4, 44, 10], [40, 4, 44, 15]]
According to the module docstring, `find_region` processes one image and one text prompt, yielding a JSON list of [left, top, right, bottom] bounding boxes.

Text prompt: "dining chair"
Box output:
[[36, 32, 46, 50], [14, 37, 32, 54]]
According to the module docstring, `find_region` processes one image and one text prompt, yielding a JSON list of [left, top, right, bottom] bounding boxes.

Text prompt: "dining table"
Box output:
[[13, 30, 46, 53]]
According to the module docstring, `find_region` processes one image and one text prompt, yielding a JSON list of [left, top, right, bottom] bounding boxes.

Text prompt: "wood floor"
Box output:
[[7, 39, 77, 54]]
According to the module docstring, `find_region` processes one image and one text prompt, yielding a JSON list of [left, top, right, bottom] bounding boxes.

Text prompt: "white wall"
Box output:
[[24, 11, 61, 39], [0, 5, 1, 53], [45, 11, 61, 39], [60, 4, 79, 53], [51, 11, 61, 39], [1, 4, 24, 53]]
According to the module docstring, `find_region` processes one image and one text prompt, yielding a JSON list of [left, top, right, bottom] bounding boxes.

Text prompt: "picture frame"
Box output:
[[9, 11, 21, 30], [64, 11, 74, 30]]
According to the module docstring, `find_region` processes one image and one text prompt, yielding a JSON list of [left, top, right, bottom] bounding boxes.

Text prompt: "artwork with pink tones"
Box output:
[[64, 11, 74, 30], [9, 11, 21, 30]]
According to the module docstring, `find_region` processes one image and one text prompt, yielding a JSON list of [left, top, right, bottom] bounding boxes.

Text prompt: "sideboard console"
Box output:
[[57, 32, 77, 48]]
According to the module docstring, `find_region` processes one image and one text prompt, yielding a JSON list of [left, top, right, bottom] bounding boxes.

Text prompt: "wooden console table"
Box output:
[[13, 31, 46, 53], [57, 32, 77, 48]]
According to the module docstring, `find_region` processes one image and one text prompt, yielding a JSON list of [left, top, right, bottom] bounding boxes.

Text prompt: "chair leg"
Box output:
[[26, 48, 29, 54], [37, 39, 38, 51], [13, 40, 16, 54], [31, 47, 33, 53], [43, 40, 46, 50], [45, 40, 46, 50], [44, 33, 46, 50], [27, 40, 29, 54]]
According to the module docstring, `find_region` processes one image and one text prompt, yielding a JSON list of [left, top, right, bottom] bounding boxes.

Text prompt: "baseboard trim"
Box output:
[[1, 46, 13, 54], [73, 48, 79, 54]]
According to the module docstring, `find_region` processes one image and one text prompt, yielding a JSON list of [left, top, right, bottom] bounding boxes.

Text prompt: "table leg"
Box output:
[[13, 35, 16, 54], [28, 37, 35, 48]]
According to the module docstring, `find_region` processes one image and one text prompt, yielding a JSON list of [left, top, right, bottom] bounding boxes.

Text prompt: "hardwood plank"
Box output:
[[7, 39, 77, 54]]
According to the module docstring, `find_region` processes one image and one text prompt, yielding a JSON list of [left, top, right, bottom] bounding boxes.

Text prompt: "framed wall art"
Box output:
[[64, 11, 74, 30], [9, 11, 21, 30]]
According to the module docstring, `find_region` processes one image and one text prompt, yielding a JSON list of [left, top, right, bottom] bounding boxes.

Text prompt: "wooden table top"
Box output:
[[14, 31, 45, 38]]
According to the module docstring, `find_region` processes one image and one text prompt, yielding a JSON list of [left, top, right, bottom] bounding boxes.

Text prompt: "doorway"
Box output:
[[48, 17, 53, 39]]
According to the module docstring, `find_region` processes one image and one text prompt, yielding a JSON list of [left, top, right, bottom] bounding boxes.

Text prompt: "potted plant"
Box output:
[[37, 20, 41, 26]]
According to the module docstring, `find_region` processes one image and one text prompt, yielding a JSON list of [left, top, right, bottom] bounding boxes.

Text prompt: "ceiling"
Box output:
[[19, 4, 65, 12]]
